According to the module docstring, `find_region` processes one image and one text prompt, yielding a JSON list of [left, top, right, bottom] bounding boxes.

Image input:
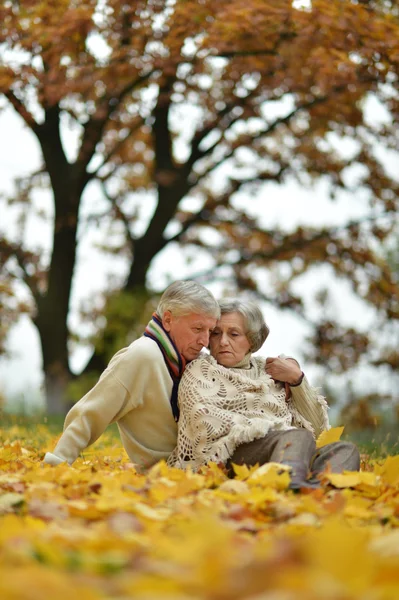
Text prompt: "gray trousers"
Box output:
[[226, 429, 360, 487]]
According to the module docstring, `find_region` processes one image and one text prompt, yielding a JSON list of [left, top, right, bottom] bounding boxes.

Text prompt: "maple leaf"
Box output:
[[316, 425, 345, 448]]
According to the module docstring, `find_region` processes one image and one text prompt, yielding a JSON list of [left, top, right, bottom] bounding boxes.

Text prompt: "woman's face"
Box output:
[[209, 312, 251, 367]]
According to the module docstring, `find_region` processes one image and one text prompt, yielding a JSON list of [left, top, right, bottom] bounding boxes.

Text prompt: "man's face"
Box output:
[[162, 311, 217, 361]]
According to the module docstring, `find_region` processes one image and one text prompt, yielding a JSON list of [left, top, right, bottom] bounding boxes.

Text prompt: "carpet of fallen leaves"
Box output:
[[1, 425, 399, 600]]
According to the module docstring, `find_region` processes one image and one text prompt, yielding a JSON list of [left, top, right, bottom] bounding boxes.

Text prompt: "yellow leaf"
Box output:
[[231, 462, 260, 480], [68, 500, 103, 519], [344, 496, 375, 520], [369, 530, 399, 557], [218, 479, 250, 495], [326, 472, 361, 487], [133, 502, 172, 521], [326, 471, 379, 489], [248, 462, 291, 490], [304, 518, 375, 590], [316, 426, 345, 448], [0, 492, 24, 513], [374, 454, 399, 485], [356, 471, 380, 488], [231, 463, 251, 480]]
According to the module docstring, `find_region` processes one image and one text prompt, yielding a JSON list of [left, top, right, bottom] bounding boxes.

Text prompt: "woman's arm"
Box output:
[[263, 356, 329, 438], [288, 377, 330, 438]]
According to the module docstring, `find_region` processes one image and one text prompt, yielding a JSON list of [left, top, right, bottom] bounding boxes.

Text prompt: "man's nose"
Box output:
[[198, 331, 210, 347]]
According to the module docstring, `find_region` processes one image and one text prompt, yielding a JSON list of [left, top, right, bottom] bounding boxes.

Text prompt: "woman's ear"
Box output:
[[162, 310, 172, 332]]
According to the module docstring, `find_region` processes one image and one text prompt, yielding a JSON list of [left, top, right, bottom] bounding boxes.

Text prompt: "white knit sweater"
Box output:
[[168, 354, 329, 470]]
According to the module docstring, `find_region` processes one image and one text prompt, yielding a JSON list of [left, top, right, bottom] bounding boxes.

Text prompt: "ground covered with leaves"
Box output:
[[0, 424, 399, 600]]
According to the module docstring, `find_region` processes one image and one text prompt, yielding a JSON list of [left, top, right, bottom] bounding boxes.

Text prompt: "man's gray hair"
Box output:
[[219, 299, 269, 352], [157, 280, 220, 319]]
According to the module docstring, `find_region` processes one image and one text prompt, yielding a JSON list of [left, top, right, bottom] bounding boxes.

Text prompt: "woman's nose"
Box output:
[[220, 332, 229, 346]]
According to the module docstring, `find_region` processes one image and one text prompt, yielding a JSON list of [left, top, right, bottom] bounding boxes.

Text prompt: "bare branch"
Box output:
[[4, 91, 38, 130], [0, 238, 43, 301], [100, 182, 135, 248]]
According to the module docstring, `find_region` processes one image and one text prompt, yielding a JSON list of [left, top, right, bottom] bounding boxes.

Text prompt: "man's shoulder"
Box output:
[[124, 336, 163, 360], [107, 337, 162, 369], [104, 337, 169, 388]]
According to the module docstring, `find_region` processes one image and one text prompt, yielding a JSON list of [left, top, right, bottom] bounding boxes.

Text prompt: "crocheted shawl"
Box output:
[[144, 312, 186, 422], [167, 354, 320, 470]]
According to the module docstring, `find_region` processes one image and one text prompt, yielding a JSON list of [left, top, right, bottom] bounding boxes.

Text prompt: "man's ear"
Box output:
[[162, 310, 173, 332]]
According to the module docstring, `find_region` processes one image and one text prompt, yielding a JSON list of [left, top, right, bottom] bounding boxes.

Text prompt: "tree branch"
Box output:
[[188, 85, 349, 187], [0, 238, 43, 302], [100, 182, 135, 248], [185, 212, 393, 286], [187, 87, 259, 173], [76, 69, 156, 173], [4, 91, 38, 130], [214, 46, 293, 59], [165, 174, 267, 245], [86, 115, 144, 182]]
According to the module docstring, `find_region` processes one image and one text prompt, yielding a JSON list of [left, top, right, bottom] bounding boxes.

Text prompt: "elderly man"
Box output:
[[44, 280, 220, 469]]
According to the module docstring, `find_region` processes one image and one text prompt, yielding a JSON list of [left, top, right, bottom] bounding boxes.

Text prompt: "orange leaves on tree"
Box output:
[[2, 0, 399, 418]]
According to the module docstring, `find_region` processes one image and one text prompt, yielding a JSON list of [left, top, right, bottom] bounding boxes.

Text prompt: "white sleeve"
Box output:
[[289, 376, 330, 438], [43, 451, 68, 465], [48, 369, 134, 465]]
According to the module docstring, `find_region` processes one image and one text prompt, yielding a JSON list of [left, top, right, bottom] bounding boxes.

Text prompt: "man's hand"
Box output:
[[265, 356, 303, 385], [43, 452, 69, 466]]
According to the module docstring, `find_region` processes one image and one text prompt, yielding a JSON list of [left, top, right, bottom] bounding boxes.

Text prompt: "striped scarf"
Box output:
[[144, 313, 186, 421]]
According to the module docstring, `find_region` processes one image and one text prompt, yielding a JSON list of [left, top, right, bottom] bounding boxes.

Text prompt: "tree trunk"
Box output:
[[81, 281, 151, 375], [42, 357, 72, 417], [36, 273, 74, 415], [34, 107, 84, 414], [80, 87, 192, 379]]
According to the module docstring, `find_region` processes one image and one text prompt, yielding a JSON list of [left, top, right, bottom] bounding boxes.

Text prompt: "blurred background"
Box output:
[[1, 0, 398, 451]]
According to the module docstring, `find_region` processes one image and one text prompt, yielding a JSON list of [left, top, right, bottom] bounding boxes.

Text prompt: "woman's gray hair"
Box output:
[[157, 280, 220, 319], [219, 299, 269, 352]]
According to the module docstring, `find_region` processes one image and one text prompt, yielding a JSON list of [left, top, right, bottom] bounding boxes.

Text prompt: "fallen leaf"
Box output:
[[316, 426, 345, 448], [0, 492, 24, 513]]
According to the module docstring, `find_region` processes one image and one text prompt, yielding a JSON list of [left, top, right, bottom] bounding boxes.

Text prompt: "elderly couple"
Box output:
[[44, 280, 360, 489]]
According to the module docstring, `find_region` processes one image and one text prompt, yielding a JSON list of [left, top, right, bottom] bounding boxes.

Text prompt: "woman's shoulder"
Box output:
[[182, 353, 225, 381], [251, 355, 267, 372], [185, 353, 215, 371]]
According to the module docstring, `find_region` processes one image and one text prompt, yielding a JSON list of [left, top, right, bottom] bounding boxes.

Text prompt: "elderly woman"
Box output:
[[168, 300, 360, 489]]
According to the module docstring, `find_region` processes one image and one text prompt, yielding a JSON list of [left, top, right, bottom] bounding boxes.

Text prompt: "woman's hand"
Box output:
[[265, 356, 303, 385]]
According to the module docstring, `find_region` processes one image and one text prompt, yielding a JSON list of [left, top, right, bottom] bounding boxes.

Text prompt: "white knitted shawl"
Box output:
[[167, 354, 327, 470]]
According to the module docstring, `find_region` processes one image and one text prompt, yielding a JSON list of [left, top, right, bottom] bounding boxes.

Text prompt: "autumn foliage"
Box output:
[[1, 0, 399, 413], [0, 424, 399, 599]]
